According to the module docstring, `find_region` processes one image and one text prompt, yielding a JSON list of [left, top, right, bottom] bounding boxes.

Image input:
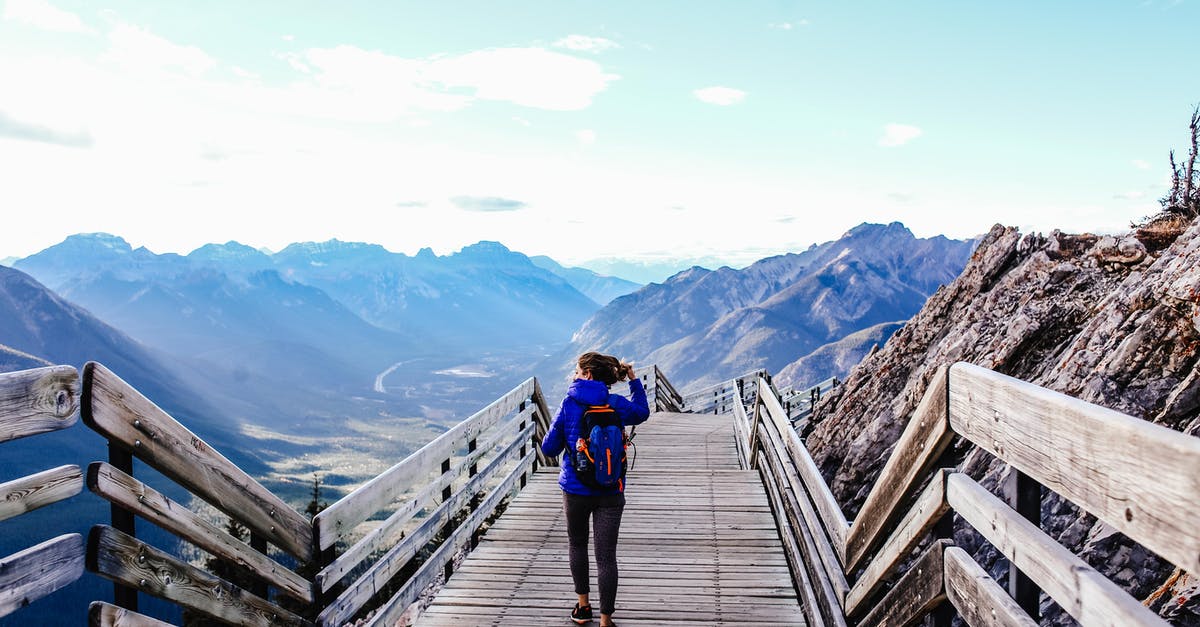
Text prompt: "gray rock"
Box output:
[[807, 219, 1200, 624]]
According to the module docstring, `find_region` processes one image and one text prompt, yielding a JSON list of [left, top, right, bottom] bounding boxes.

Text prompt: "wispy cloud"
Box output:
[[693, 86, 746, 106], [1132, 159, 1151, 170], [575, 129, 596, 145], [2, 0, 89, 32], [879, 123, 922, 147], [768, 20, 810, 30], [553, 35, 620, 54], [1113, 191, 1147, 200], [451, 196, 528, 212], [427, 47, 620, 111], [395, 200, 427, 208], [105, 23, 216, 75], [0, 111, 93, 148], [888, 192, 915, 203]]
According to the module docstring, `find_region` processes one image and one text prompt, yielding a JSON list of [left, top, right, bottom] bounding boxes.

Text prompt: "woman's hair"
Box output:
[[577, 351, 623, 385]]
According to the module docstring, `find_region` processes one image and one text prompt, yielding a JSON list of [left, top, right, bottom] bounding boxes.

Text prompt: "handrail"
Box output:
[[313, 376, 550, 625], [71, 360, 552, 625], [717, 361, 1196, 626], [0, 366, 85, 622]]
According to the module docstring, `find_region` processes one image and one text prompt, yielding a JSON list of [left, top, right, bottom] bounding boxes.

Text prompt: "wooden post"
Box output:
[[440, 457, 454, 582], [1005, 468, 1042, 620], [109, 444, 137, 612], [249, 532, 269, 599]]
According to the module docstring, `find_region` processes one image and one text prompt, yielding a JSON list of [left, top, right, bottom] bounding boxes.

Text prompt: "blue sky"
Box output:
[[0, 1, 1195, 270]]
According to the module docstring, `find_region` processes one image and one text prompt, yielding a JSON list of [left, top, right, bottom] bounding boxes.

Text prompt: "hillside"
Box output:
[[805, 220, 1200, 623], [529, 255, 642, 305], [557, 222, 977, 390]]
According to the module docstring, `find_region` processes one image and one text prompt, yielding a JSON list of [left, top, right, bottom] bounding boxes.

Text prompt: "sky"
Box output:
[[1, 0, 1197, 270]]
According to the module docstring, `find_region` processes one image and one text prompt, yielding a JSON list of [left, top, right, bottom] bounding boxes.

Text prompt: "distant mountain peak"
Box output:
[[843, 221, 913, 238], [458, 241, 512, 254], [61, 232, 133, 253], [278, 239, 391, 258]]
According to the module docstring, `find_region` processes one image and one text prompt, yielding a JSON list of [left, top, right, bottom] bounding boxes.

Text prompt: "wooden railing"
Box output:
[[720, 362, 1200, 626], [680, 368, 766, 415], [311, 376, 552, 626], [0, 361, 565, 625], [639, 364, 684, 413], [0, 366, 85, 621], [778, 376, 839, 427]]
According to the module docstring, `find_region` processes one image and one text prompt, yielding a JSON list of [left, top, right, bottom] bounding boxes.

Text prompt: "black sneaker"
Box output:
[[570, 603, 593, 624]]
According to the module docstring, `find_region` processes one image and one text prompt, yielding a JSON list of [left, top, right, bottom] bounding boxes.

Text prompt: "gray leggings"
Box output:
[[563, 491, 625, 616]]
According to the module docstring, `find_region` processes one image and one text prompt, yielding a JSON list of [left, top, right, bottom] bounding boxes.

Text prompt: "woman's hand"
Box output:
[[621, 362, 636, 381]]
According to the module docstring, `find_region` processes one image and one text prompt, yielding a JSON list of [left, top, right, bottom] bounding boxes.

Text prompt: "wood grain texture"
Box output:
[[856, 539, 950, 627], [365, 450, 537, 627], [844, 365, 951, 572], [0, 365, 78, 443], [731, 390, 751, 470], [756, 419, 848, 626], [948, 361, 1200, 575], [315, 377, 535, 549], [846, 468, 951, 616], [86, 525, 308, 627], [416, 411, 805, 626], [531, 377, 556, 468], [947, 473, 1168, 627], [317, 423, 536, 621], [0, 533, 84, 619], [81, 362, 312, 560], [88, 601, 175, 627], [758, 376, 849, 553], [86, 462, 312, 603], [318, 407, 533, 590], [943, 547, 1037, 627], [0, 464, 83, 523]]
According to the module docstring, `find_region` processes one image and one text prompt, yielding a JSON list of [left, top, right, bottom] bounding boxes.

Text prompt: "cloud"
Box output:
[[768, 20, 810, 30], [693, 86, 746, 106], [575, 129, 596, 145], [1113, 191, 1146, 200], [427, 47, 619, 111], [395, 200, 427, 208], [0, 110, 93, 148], [888, 192, 915, 203], [451, 196, 528, 212], [2, 0, 89, 32], [554, 35, 620, 54], [1132, 159, 1151, 170], [879, 123, 923, 147], [105, 23, 216, 75]]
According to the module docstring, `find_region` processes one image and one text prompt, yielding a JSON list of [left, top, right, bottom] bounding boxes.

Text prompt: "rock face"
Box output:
[[806, 220, 1200, 623]]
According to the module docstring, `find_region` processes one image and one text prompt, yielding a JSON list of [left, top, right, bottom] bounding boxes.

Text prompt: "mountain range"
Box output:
[[553, 222, 979, 390]]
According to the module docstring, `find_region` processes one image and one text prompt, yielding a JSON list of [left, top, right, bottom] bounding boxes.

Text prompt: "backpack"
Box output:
[[572, 404, 628, 492]]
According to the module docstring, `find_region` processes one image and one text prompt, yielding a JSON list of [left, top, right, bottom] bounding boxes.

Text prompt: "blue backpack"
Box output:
[[572, 404, 628, 492]]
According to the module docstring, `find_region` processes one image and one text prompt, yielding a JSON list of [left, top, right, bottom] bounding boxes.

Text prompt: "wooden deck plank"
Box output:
[[415, 411, 807, 625]]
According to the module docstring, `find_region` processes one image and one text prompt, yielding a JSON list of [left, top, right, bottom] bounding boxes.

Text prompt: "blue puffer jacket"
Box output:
[[541, 378, 650, 495]]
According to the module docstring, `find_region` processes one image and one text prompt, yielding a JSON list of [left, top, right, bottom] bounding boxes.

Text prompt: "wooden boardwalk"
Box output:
[[416, 411, 806, 626]]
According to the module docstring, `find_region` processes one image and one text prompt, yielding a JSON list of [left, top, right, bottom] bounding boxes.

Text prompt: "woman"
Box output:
[[541, 352, 650, 627]]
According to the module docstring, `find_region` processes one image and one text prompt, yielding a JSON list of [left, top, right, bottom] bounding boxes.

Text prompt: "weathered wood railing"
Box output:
[[681, 368, 766, 415], [0, 360, 561, 625], [639, 364, 684, 413], [779, 376, 838, 427], [0, 366, 85, 621], [719, 362, 1200, 626], [311, 376, 552, 626], [82, 361, 317, 626]]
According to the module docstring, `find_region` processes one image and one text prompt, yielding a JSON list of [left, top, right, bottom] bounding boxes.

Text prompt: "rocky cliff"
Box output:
[[806, 218, 1200, 624]]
